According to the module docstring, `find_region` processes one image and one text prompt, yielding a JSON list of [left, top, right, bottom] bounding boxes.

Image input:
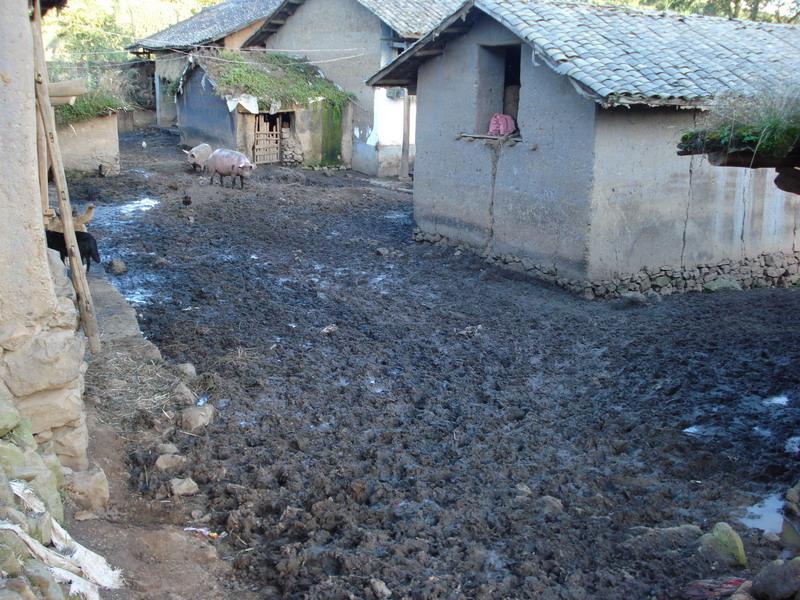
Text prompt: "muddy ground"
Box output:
[[70, 130, 800, 599]]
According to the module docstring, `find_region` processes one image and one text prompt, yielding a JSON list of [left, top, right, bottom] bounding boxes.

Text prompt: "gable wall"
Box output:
[[588, 107, 800, 283], [414, 13, 597, 278], [261, 0, 381, 168], [260, 0, 414, 174], [225, 19, 267, 49]]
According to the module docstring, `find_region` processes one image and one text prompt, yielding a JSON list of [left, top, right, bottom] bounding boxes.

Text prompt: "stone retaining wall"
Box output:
[[413, 228, 800, 299], [0, 253, 89, 471], [281, 128, 304, 165]]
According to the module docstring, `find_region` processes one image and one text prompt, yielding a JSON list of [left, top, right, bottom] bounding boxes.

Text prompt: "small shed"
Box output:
[[176, 51, 352, 166], [128, 0, 282, 127]]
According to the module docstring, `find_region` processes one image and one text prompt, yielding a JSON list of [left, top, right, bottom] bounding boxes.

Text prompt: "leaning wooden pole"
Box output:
[[31, 0, 101, 353], [35, 104, 50, 216]]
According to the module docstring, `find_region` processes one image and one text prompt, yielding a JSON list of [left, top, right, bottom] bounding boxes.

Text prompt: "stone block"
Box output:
[[0, 466, 16, 506], [23, 559, 65, 600], [48, 249, 76, 301], [7, 418, 37, 451], [51, 414, 88, 471], [751, 558, 800, 600], [0, 541, 24, 577], [698, 522, 747, 567], [155, 454, 186, 471], [26, 512, 52, 546], [171, 477, 199, 496], [16, 381, 83, 434], [46, 297, 78, 331], [0, 331, 85, 397], [703, 276, 742, 293], [0, 385, 21, 436], [181, 405, 215, 433], [0, 440, 27, 469], [63, 468, 109, 512]]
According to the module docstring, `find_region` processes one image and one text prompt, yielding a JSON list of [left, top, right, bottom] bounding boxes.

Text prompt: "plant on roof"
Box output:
[[678, 88, 800, 158], [55, 89, 131, 124], [201, 50, 353, 112]]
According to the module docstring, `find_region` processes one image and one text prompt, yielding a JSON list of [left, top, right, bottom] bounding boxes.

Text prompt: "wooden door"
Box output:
[[254, 113, 281, 164]]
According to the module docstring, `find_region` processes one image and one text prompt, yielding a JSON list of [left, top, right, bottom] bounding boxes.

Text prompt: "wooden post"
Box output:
[[31, 0, 101, 353], [399, 91, 411, 181], [35, 104, 51, 216]]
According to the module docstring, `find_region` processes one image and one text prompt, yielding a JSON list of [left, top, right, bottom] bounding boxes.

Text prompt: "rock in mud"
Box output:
[[173, 382, 196, 406], [73, 511, 98, 521], [106, 258, 128, 275], [170, 477, 199, 496], [63, 468, 109, 513], [703, 276, 742, 293], [624, 524, 702, 558], [156, 442, 179, 455], [612, 291, 648, 309], [698, 522, 747, 567], [321, 324, 339, 335], [155, 453, 186, 471], [751, 558, 800, 600], [181, 405, 215, 433], [176, 362, 197, 379], [538, 495, 564, 516], [370, 578, 392, 599]]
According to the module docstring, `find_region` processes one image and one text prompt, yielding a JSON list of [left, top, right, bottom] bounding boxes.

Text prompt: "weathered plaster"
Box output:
[[588, 107, 800, 279], [1, 0, 88, 470], [0, 1, 59, 328], [57, 114, 120, 175], [414, 14, 596, 278]]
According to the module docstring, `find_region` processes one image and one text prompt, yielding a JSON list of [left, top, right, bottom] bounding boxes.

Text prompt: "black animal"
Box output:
[[45, 230, 101, 272]]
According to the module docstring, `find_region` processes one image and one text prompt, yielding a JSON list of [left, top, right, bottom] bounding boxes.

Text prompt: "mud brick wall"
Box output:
[[0, 0, 89, 472], [414, 228, 800, 300]]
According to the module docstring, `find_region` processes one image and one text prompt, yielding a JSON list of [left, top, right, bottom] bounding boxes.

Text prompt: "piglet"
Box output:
[[183, 143, 212, 172], [205, 148, 256, 189]]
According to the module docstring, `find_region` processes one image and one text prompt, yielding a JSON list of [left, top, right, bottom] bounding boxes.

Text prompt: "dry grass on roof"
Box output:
[[194, 49, 352, 112], [679, 87, 800, 158]]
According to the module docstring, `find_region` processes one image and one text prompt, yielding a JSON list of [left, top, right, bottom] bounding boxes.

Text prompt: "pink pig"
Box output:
[[206, 149, 256, 189]]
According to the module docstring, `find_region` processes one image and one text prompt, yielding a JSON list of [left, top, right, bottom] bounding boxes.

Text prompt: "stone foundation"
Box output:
[[281, 128, 304, 165], [0, 252, 89, 470], [413, 228, 800, 299]]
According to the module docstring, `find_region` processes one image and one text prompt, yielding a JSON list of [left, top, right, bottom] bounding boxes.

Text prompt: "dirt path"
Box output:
[[69, 130, 800, 599]]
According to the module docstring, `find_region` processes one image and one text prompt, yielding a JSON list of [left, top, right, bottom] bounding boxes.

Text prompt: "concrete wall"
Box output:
[[1, 0, 88, 471], [414, 14, 597, 278], [177, 68, 236, 150], [588, 107, 800, 279], [57, 113, 120, 175], [262, 0, 409, 175]]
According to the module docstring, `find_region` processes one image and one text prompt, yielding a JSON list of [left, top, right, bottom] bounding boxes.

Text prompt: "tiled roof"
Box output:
[[369, 0, 800, 107], [357, 0, 464, 37], [131, 0, 282, 51], [243, 0, 464, 45]]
